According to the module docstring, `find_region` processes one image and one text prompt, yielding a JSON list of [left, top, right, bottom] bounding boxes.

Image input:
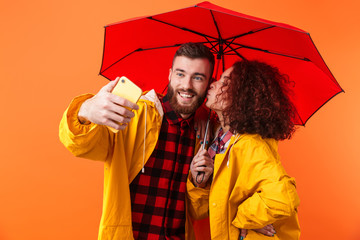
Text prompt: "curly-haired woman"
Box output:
[[187, 60, 300, 240]]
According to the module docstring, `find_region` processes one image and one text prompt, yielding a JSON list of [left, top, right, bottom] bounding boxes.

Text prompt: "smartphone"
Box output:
[[108, 76, 143, 133]]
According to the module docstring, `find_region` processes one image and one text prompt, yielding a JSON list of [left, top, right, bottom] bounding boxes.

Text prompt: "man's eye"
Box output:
[[176, 72, 184, 77], [194, 76, 203, 81]]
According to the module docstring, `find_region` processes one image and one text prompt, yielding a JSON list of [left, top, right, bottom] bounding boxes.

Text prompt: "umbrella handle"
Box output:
[[196, 110, 211, 184]]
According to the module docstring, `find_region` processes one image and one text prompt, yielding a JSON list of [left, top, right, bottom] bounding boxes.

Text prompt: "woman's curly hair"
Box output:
[[222, 60, 296, 140]]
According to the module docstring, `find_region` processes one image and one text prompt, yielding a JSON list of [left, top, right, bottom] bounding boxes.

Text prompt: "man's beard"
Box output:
[[167, 84, 206, 116]]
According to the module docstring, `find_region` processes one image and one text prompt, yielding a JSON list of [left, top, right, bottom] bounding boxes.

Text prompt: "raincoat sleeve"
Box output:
[[59, 94, 116, 161], [231, 138, 300, 230], [186, 175, 210, 220]]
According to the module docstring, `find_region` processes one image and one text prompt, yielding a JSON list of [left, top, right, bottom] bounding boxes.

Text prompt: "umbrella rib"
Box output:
[[230, 42, 310, 61], [204, 36, 219, 55], [147, 17, 218, 41], [208, 41, 220, 55], [209, 10, 223, 41], [102, 41, 222, 74], [301, 89, 344, 126], [223, 41, 246, 60], [222, 26, 276, 53], [210, 10, 225, 61], [135, 44, 182, 51], [225, 26, 276, 42], [223, 46, 242, 54], [100, 51, 136, 75], [147, 16, 222, 54], [134, 41, 218, 52], [101, 44, 185, 75]]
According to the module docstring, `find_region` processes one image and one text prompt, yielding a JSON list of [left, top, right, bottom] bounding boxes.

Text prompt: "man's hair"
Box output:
[[172, 42, 215, 77]]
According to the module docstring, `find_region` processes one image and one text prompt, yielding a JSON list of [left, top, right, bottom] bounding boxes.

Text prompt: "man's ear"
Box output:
[[168, 68, 172, 82]]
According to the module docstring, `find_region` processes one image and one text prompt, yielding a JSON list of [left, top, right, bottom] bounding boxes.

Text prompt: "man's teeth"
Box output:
[[179, 93, 193, 98]]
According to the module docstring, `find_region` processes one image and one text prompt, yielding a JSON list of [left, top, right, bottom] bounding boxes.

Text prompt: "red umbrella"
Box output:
[[99, 1, 343, 125]]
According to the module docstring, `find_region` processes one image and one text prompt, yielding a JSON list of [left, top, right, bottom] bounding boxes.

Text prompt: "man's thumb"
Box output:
[[103, 77, 120, 92]]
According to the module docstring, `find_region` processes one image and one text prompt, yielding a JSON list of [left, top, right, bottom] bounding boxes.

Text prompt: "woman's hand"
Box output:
[[254, 224, 276, 236], [190, 148, 214, 188], [239, 224, 276, 239]]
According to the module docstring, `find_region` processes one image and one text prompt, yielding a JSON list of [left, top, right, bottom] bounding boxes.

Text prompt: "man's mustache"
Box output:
[[177, 88, 197, 96]]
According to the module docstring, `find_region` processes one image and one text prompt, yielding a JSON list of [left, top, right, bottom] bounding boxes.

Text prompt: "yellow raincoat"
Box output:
[[187, 133, 300, 240], [59, 90, 199, 240]]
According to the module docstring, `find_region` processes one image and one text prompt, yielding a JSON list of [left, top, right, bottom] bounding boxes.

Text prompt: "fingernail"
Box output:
[[200, 141, 203, 145], [206, 141, 209, 144], [194, 127, 198, 131], [240, 237, 244, 240], [197, 135, 200, 138]]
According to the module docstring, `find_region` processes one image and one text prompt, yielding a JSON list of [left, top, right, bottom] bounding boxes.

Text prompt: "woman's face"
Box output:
[[205, 66, 233, 111]]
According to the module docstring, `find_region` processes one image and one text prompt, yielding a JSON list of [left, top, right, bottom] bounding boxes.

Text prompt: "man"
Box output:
[[59, 42, 214, 240]]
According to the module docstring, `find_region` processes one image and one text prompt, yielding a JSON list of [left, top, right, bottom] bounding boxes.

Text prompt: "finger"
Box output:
[[196, 148, 210, 158], [263, 224, 275, 234], [195, 146, 206, 157], [239, 229, 247, 239], [102, 78, 120, 93], [113, 105, 136, 118], [194, 166, 208, 173], [193, 158, 214, 168], [194, 122, 201, 140], [196, 148, 211, 158], [266, 225, 276, 234], [100, 99, 136, 119], [104, 119, 128, 131], [255, 228, 275, 237], [111, 95, 139, 110], [108, 112, 132, 124]]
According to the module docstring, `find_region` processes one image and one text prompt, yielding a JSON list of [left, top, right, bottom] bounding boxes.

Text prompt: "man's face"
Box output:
[[168, 56, 212, 118]]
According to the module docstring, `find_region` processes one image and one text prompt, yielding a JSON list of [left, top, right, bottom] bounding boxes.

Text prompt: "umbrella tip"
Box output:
[[195, 1, 210, 7]]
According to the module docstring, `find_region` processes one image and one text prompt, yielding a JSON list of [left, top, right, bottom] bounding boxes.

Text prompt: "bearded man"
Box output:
[[59, 42, 214, 240]]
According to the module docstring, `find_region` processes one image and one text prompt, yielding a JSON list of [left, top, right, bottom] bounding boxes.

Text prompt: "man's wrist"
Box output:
[[77, 100, 91, 125], [78, 116, 91, 125]]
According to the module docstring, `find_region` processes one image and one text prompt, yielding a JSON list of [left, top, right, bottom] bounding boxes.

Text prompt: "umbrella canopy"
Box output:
[[99, 1, 343, 125]]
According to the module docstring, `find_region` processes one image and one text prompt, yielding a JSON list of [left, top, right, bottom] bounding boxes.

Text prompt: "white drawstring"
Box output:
[[142, 102, 148, 173], [227, 134, 240, 167]]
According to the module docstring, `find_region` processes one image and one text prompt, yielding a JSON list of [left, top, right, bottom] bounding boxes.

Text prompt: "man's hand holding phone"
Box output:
[[78, 77, 141, 131]]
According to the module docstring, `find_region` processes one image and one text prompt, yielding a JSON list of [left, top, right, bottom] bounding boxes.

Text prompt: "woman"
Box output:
[[187, 60, 300, 239]]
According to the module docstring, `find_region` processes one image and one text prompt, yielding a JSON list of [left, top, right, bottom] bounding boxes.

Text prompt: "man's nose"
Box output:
[[182, 76, 193, 89]]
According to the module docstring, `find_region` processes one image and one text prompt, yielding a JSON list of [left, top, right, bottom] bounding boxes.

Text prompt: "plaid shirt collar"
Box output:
[[208, 127, 235, 159], [162, 94, 194, 128]]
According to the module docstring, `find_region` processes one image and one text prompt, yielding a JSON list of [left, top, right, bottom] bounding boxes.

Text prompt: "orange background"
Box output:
[[1, 0, 359, 239]]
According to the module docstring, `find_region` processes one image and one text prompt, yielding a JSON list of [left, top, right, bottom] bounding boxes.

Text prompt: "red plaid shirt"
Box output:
[[130, 95, 196, 240]]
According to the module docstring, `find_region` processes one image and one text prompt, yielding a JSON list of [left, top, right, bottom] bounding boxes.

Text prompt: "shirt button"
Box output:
[[212, 202, 217, 207]]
